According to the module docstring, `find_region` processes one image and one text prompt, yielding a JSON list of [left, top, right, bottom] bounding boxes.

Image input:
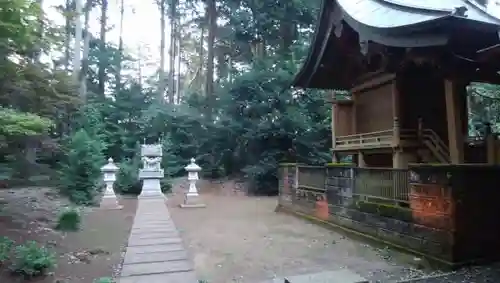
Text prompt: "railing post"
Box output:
[[417, 117, 423, 140], [485, 123, 495, 164], [332, 101, 337, 151], [392, 117, 401, 147], [294, 164, 299, 190]]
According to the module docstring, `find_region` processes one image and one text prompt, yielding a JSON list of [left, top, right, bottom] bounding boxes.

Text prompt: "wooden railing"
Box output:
[[355, 167, 410, 203], [335, 130, 393, 150], [420, 128, 450, 163], [332, 127, 450, 164], [279, 165, 410, 209]]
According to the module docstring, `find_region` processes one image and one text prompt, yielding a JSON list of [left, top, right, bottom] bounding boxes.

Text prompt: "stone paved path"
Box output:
[[119, 198, 197, 283]]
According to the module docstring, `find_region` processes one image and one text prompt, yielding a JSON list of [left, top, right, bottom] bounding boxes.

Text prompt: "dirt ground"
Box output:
[[0, 187, 137, 283], [167, 178, 442, 283]]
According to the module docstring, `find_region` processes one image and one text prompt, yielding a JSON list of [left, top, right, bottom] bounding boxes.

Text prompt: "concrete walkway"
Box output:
[[119, 198, 198, 283]]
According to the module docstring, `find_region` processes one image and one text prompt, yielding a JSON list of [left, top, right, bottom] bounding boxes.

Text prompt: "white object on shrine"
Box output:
[[181, 158, 206, 208], [100, 158, 122, 209], [138, 144, 165, 199]]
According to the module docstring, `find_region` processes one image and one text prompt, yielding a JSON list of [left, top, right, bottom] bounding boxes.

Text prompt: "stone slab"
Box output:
[[126, 244, 185, 254], [181, 194, 206, 208], [128, 231, 180, 241], [124, 250, 189, 264], [130, 228, 178, 235], [133, 220, 172, 223], [121, 260, 193, 277], [263, 270, 368, 283], [180, 203, 206, 208], [133, 219, 172, 223], [128, 237, 182, 247], [132, 221, 175, 226], [132, 225, 177, 230], [119, 271, 198, 283]]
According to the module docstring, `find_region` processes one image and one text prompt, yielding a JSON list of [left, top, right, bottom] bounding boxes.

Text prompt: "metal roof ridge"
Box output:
[[376, 0, 454, 14]]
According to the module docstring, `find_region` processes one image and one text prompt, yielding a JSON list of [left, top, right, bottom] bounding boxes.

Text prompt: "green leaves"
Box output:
[[0, 107, 53, 138], [0, 0, 40, 51], [58, 129, 105, 205]]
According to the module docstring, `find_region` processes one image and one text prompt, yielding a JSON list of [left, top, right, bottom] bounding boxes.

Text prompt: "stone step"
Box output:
[[124, 250, 189, 265], [121, 260, 193, 277], [119, 271, 198, 283], [126, 243, 185, 254], [128, 236, 183, 247]]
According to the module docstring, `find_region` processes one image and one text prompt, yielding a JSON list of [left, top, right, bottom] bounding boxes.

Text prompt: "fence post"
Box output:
[[294, 164, 299, 190]]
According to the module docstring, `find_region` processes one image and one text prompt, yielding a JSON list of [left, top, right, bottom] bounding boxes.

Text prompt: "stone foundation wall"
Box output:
[[278, 164, 500, 267]]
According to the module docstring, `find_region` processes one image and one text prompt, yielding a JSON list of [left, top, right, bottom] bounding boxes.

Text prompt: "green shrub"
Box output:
[[59, 129, 104, 205], [114, 158, 142, 195], [10, 241, 56, 277], [0, 236, 14, 263], [55, 208, 81, 231], [354, 200, 412, 222], [160, 179, 172, 193]]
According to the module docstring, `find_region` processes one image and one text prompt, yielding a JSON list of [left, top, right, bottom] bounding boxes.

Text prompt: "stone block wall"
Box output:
[[278, 163, 500, 267]]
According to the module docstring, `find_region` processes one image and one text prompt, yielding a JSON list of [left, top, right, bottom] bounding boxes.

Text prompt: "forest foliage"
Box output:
[[0, 0, 497, 202]]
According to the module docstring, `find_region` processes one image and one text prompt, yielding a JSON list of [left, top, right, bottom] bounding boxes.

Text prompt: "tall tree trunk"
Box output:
[[80, 0, 92, 101], [204, 0, 216, 117], [115, 0, 124, 92], [176, 24, 181, 103], [33, 0, 44, 62], [98, 0, 108, 97], [158, 0, 167, 102], [279, 19, 296, 57], [168, 0, 177, 104], [72, 0, 83, 87], [198, 24, 205, 92], [64, 0, 71, 70]]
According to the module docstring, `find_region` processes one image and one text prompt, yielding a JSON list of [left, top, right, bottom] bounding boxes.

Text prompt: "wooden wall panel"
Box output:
[[354, 83, 393, 133], [334, 103, 353, 136]]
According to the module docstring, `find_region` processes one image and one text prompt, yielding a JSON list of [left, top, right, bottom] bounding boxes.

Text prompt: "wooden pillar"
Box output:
[[393, 150, 403, 169], [485, 123, 495, 164], [391, 80, 401, 147], [352, 93, 357, 135], [332, 102, 337, 151], [444, 79, 465, 164], [357, 152, 365, 168]]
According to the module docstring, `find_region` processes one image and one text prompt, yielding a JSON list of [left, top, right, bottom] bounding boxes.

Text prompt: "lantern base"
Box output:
[[99, 196, 123, 210], [180, 193, 206, 208]]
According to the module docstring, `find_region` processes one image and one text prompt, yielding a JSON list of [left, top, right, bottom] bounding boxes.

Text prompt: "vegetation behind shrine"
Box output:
[[0, 0, 498, 200]]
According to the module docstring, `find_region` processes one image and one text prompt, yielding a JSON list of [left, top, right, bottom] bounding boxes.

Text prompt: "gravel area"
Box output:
[[166, 178, 452, 283]]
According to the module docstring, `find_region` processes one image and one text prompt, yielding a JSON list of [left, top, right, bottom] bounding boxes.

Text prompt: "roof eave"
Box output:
[[291, 0, 334, 89]]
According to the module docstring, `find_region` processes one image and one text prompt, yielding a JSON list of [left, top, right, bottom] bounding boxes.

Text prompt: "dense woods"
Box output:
[[0, 0, 497, 201]]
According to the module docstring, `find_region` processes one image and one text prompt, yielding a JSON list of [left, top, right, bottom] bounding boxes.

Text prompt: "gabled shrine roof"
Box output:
[[293, 0, 500, 90], [343, 0, 500, 29]]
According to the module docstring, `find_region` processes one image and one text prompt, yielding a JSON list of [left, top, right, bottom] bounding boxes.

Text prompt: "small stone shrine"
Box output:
[[100, 158, 122, 209], [181, 158, 205, 208], [138, 144, 164, 198]]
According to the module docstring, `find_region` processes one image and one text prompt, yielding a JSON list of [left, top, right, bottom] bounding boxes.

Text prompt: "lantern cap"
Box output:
[[101, 157, 119, 172], [185, 157, 201, 171]]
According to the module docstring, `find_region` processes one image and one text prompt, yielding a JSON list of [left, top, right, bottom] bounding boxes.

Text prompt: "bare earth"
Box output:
[[167, 178, 434, 283], [0, 187, 137, 283]]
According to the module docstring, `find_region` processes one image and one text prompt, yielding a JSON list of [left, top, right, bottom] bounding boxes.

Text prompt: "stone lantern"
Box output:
[[181, 158, 205, 208], [100, 158, 122, 209]]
